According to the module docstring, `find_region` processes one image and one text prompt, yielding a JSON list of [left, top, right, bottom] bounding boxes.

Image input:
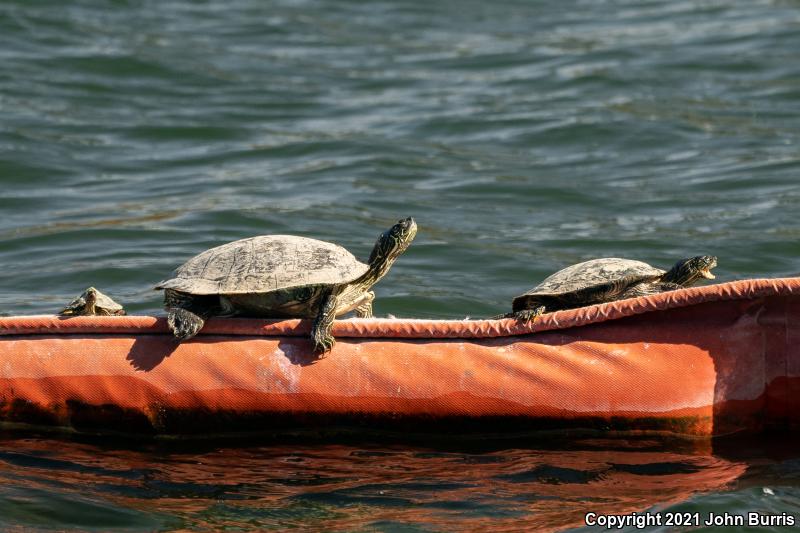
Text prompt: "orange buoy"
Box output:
[[1, 278, 798, 437]]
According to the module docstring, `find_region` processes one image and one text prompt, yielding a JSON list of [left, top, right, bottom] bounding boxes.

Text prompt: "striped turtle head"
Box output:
[[363, 217, 417, 283], [665, 255, 717, 286]]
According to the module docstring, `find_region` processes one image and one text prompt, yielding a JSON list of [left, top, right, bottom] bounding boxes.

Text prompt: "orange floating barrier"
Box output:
[[0, 278, 798, 437]]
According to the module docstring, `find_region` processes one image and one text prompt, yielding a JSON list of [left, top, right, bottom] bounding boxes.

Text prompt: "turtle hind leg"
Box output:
[[164, 289, 218, 341], [168, 307, 206, 340]]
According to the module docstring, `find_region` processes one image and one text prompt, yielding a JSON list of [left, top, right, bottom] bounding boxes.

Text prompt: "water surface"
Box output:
[[2, 0, 800, 530]]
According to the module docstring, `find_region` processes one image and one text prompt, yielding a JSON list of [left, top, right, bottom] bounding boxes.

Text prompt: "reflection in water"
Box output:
[[3, 433, 787, 531]]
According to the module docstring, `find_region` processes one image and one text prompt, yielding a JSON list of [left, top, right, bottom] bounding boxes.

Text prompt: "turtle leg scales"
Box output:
[[621, 282, 683, 299], [512, 306, 546, 325], [490, 306, 545, 323], [164, 289, 218, 341], [168, 308, 206, 340], [354, 291, 375, 318], [311, 289, 339, 356]]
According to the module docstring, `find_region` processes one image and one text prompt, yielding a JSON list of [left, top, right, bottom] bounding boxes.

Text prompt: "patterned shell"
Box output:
[[515, 258, 665, 298], [93, 290, 124, 311], [156, 235, 369, 295]]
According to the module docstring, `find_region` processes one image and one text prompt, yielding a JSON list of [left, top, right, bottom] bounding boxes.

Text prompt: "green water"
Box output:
[[2, 0, 800, 530]]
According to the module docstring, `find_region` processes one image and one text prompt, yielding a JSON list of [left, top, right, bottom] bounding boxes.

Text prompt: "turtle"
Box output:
[[59, 287, 126, 316], [155, 217, 417, 354], [504, 255, 718, 322]]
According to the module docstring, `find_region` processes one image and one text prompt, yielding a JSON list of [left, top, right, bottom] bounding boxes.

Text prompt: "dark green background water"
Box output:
[[2, 0, 800, 530]]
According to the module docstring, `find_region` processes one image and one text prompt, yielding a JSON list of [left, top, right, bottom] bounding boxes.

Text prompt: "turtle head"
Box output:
[[366, 217, 417, 276], [58, 287, 97, 316], [665, 255, 717, 286], [84, 287, 98, 313]]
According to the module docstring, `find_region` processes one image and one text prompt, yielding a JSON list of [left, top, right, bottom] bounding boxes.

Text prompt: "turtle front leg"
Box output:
[[511, 306, 546, 325], [311, 289, 340, 355], [491, 306, 546, 324], [58, 297, 86, 317], [621, 282, 682, 299], [354, 291, 375, 318]]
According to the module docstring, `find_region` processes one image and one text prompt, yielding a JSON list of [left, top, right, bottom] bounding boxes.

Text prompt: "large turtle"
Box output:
[[504, 255, 717, 322], [155, 217, 417, 354], [59, 287, 126, 316]]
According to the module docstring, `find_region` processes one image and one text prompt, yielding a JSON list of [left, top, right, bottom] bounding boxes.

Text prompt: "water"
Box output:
[[2, 0, 800, 530]]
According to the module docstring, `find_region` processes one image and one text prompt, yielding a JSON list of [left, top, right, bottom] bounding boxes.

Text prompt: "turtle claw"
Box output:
[[312, 334, 335, 357], [513, 306, 545, 326]]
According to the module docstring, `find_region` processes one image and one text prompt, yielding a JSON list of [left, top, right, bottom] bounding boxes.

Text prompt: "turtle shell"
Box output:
[[513, 258, 664, 305], [60, 287, 124, 316], [156, 235, 369, 296], [93, 289, 124, 311]]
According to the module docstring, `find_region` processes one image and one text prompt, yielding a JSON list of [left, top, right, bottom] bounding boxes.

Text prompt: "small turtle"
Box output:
[[59, 287, 126, 316], [505, 255, 717, 322], [155, 217, 417, 354]]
